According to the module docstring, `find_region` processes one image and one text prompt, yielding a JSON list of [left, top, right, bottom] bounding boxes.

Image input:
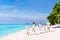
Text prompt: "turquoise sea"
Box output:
[[0, 24, 26, 37], [0, 24, 43, 37]]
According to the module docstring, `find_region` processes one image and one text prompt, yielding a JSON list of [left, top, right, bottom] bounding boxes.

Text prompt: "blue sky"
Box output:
[[0, 0, 59, 24]]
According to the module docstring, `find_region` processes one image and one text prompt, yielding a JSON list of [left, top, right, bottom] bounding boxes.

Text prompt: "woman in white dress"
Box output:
[[26, 23, 30, 35], [32, 22, 35, 34]]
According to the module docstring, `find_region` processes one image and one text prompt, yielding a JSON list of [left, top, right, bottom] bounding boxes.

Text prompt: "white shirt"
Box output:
[[32, 24, 35, 28], [26, 25, 30, 31], [47, 22, 50, 27], [39, 24, 42, 27]]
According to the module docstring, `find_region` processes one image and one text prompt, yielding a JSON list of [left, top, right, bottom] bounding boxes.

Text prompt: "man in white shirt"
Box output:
[[32, 22, 35, 34], [38, 22, 42, 33], [47, 21, 51, 32]]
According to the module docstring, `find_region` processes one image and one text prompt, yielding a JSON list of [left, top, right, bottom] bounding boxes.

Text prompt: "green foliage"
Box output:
[[47, 1, 60, 25]]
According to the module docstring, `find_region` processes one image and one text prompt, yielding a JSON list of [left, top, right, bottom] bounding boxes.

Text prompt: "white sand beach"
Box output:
[[1, 24, 60, 40]]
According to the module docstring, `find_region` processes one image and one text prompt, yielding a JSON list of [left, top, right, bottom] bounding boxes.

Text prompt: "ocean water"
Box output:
[[0, 24, 43, 37], [0, 24, 26, 37]]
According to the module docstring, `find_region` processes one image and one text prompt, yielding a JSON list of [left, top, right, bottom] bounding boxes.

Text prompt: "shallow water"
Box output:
[[0, 24, 43, 37], [0, 24, 26, 37]]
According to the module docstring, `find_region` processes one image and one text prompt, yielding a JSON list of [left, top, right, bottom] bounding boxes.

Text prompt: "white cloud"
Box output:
[[0, 12, 48, 20], [0, 5, 49, 21], [0, 5, 15, 10]]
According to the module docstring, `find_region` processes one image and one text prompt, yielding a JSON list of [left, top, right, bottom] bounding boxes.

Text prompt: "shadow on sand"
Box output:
[[30, 30, 56, 36], [30, 32, 47, 36], [53, 26, 60, 28]]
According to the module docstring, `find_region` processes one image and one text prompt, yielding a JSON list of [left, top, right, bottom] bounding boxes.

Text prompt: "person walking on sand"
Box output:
[[32, 22, 35, 34], [47, 21, 51, 32], [38, 22, 42, 33], [26, 23, 30, 35], [44, 24, 47, 32]]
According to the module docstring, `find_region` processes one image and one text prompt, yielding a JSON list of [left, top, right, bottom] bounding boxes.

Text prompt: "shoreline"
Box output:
[[1, 24, 60, 40]]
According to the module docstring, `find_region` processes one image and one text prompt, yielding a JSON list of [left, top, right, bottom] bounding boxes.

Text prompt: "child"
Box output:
[[38, 22, 42, 32], [26, 23, 30, 35], [47, 21, 51, 32], [32, 22, 35, 34]]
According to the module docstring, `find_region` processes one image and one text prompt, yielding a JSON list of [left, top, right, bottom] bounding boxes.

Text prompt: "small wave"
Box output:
[[0, 28, 5, 30], [7, 26, 20, 28], [0, 26, 20, 30]]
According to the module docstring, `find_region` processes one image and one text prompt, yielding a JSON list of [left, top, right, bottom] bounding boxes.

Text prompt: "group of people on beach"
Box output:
[[26, 21, 51, 35]]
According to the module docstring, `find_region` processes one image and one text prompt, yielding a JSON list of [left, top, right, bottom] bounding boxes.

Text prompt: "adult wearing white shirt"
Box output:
[[44, 24, 47, 32], [32, 22, 35, 34], [38, 22, 42, 32], [47, 21, 51, 32], [26, 23, 30, 35]]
